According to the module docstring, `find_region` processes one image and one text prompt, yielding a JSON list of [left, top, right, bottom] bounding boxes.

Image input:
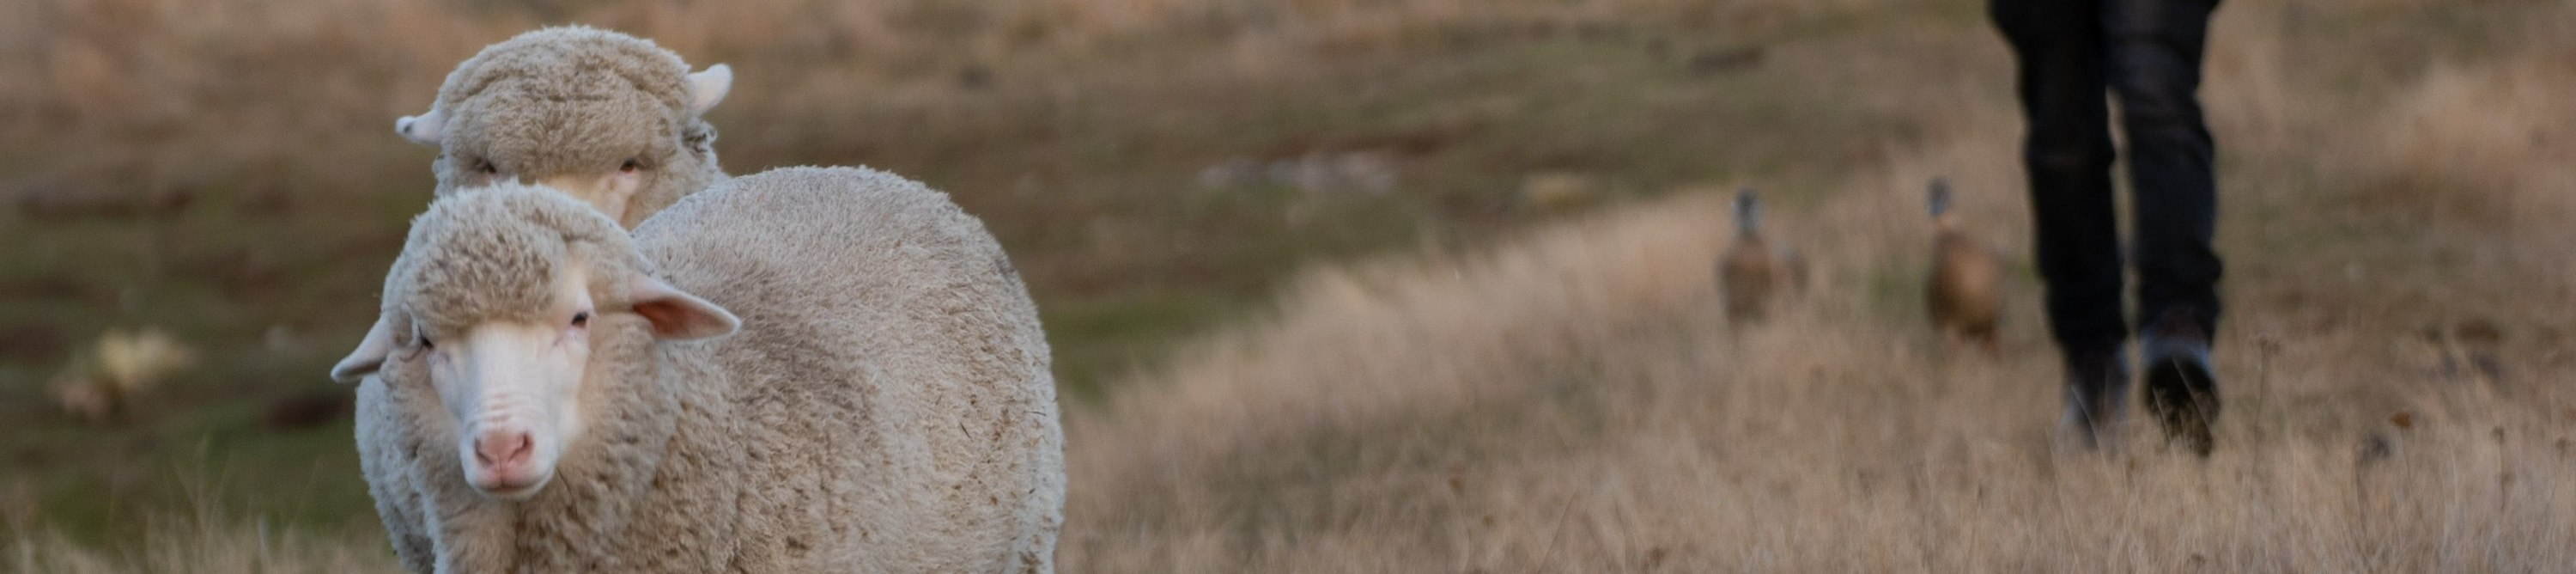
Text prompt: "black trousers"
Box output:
[[1992, 0, 2224, 355]]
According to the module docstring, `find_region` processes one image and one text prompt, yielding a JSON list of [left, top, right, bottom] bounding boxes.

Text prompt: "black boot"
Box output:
[[2141, 309, 2219, 456], [2061, 344, 2129, 450]]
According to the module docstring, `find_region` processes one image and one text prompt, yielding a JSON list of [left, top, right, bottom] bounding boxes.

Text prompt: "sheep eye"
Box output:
[[477, 161, 498, 175], [571, 312, 590, 327], [619, 158, 641, 173]]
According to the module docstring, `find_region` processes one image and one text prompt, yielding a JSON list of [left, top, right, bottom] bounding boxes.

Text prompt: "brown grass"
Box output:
[[6, 496, 396, 574], [1059, 1, 2576, 571]]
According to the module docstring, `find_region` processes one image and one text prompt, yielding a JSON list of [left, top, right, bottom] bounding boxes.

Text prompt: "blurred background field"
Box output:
[[3, 0, 2573, 571]]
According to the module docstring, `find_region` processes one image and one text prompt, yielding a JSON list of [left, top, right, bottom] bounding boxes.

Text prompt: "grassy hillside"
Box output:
[[9, 0, 2574, 570]]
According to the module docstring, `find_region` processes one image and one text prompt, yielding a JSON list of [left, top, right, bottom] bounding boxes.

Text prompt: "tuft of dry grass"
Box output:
[[7, 520, 396, 574], [5, 496, 395, 574]]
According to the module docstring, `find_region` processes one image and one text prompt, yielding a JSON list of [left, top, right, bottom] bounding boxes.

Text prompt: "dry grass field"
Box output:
[[1061, 1, 2576, 571], [7, 0, 2574, 571]]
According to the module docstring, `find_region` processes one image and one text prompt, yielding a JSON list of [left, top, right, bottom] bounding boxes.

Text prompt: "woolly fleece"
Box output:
[[355, 169, 1065, 572], [416, 27, 726, 228]]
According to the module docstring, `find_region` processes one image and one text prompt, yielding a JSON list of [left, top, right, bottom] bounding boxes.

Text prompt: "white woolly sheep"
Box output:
[[393, 27, 733, 228], [331, 168, 1066, 572]]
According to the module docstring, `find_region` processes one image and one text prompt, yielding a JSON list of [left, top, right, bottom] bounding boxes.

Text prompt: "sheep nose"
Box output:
[[475, 430, 534, 469]]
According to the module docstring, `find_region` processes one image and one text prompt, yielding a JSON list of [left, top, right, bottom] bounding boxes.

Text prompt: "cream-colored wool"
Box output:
[[396, 27, 732, 228], [342, 171, 1065, 572]]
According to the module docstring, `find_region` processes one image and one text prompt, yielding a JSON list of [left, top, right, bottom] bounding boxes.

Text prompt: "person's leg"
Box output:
[[1992, 0, 2128, 448], [2105, 0, 2223, 455], [2106, 0, 2222, 332]]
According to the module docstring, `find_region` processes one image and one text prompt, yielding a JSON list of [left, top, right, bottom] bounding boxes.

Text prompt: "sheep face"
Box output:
[[397, 27, 732, 228], [332, 186, 739, 500], [416, 62, 727, 227], [417, 270, 596, 498]]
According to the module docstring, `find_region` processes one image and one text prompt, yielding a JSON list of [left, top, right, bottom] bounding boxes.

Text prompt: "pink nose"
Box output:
[[475, 430, 534, 471]]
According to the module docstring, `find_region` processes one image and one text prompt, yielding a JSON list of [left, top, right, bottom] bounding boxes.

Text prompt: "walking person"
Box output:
[[1990, 0, 2226, 455]]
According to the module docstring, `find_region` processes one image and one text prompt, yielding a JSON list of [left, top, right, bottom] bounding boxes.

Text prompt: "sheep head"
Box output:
[[395, 27, 732, 228], [332, 185, 738, 499]]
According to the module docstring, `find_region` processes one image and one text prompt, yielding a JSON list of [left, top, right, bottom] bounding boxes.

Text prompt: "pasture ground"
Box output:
[[7, 0, 2573, 571]]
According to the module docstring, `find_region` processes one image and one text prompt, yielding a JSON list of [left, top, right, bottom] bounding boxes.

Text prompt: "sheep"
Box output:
[[329, 168, 1066, 572], [392, 27, 734, 228]]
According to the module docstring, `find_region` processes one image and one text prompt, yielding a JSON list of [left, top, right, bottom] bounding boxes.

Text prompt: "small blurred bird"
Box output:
[[1718, 188, 1805, 325], [1923, 179, 2003, 354]]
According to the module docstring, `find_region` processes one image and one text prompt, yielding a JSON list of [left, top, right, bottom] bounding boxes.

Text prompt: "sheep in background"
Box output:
[[331, 171, 1065, 572], [393, 27, 733, 228]]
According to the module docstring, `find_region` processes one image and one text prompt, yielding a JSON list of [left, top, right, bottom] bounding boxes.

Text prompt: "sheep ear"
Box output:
[[331, 317, 396, 383], [628, 275, 739, 340], [685, 64, 732, 116], [394, 108, 446, 146]]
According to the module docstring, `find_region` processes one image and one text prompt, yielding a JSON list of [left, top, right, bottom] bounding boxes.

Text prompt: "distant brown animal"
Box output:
[[1718, 189, 1804, 325], [1923, 179, 2003, 354]]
